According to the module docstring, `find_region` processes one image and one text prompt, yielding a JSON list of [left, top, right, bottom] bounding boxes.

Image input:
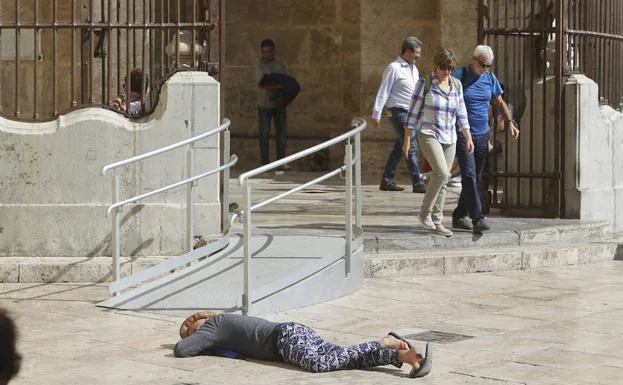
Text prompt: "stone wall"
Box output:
[[0, 72, 222, 261], [223, 0, 478, 173], [223, 0, 362, 169]]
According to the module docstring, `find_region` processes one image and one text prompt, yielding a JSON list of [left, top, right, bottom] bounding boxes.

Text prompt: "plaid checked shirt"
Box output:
[[405, 74, 470, 145]]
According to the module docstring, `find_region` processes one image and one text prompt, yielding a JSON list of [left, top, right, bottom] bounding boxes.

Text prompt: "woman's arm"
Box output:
[[403, 78, 427, 158], [456, 83, 475, 155]]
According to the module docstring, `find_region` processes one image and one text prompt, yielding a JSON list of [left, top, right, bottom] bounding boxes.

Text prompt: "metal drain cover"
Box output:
[[403, 330, 473, 344]]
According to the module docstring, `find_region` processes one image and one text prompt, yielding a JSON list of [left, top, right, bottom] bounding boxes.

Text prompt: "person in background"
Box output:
[[256, 39, 290, 171], [403, 48, 474, 237], [109, 68, 147, 118], [372, 37, 426, 193], [451, 46, 519, 233]]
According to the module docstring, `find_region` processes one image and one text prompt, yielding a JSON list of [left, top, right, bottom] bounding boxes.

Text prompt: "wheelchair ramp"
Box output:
[[97, 233, 363, 316]]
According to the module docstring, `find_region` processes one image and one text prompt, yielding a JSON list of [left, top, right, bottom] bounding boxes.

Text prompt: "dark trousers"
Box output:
[[453, 132, 489, 223], [381, 108, 423, 187], [258, 107, 287, 164]]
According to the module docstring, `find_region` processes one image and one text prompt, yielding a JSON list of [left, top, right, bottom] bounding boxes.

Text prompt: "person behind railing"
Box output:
[[256, 39, 300, 172], [371, 37, 427, 193], [403, 48, 474, 237], [0, 308, 21, 385], [109, 68, 147, 118], [173, 311, 432, 378], [450, 46, 519, 234]]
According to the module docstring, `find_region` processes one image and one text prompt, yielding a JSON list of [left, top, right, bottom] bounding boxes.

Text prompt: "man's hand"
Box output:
[[109, 97, 126, 112], [509, 121, 520, 141], [463, 129, 475, 155], [372, 118, 380, 129], [402, 139, 411, 159], [466, 139, 475, 155]]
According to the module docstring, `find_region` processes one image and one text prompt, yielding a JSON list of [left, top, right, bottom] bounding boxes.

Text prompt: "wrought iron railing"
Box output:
[[0, 0, 220, 121], [564, 0, 623, 109]]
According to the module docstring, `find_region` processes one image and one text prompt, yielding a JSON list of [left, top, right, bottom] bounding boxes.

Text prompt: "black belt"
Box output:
[[388, 107, 408, 113]]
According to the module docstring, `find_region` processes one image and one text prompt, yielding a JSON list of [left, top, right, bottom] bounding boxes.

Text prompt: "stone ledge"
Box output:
[[0, 256, 172, 283], [364, 243, 618, 278], [1, 243, 617, 283]]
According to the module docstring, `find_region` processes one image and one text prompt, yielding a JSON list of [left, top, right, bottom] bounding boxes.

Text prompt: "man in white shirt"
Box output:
[[372, 37, 426, 193]]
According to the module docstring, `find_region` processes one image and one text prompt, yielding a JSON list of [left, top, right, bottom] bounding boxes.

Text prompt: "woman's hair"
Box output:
[[433, 48, 458, 71], [0, 309, 21, 384]]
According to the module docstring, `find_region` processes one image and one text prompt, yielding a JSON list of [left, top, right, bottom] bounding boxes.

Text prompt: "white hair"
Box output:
[[473, 45, 494, 60]]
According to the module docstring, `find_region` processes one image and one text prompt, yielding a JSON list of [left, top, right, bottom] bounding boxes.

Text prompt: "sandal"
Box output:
[[409, 343, 432, 378], [388, 331, 413, 349]]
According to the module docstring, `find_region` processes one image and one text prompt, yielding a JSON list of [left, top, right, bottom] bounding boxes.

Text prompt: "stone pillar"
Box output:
[[563, 74, 615, 229]]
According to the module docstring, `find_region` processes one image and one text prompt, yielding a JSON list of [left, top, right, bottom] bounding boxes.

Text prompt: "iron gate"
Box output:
[[479, 0, 565, 217], [480, 0, 623, 217], [0, 0, 221, 121]]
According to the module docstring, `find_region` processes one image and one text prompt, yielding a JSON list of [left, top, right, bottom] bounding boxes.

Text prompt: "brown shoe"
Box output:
[[412, 184, 426, 193], [380, 183, 404, 192]]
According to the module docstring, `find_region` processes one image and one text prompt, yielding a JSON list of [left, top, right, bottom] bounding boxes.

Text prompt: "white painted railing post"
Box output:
[[111, 172, 121, 291], [222, 128, 231, 234], [185, 145, 195, 253], [354, 131, 362, 228], [242, 180, 252, 315], [345, 139, 353, 275]]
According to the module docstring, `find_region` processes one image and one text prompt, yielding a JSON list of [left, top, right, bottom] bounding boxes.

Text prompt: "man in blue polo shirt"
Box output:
[[452, 45, 519, 233]]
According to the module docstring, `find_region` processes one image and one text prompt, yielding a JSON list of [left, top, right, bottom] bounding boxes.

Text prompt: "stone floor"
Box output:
[[3, 260, 623, 385]]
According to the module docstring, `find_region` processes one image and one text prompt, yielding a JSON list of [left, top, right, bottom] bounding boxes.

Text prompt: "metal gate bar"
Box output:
[[0, 0, 220, 122]]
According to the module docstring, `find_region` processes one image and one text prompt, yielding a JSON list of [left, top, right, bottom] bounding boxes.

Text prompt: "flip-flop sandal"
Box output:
[[409, 343, 432, 378], [388, 331, 413, 349]]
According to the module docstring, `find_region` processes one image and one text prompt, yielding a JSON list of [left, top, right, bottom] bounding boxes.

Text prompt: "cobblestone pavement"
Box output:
[[3, 260, 623, 385]]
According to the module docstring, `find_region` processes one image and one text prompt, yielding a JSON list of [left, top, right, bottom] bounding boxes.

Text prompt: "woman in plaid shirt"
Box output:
[[403, 49, 475, 237]]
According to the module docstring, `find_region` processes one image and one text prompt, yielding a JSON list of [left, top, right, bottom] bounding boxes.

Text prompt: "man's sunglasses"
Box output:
[[476, 58, 493, 68]]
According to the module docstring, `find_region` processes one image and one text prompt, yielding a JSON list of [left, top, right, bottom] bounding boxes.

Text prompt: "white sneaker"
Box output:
[[433, 223, 453, 237], [418, 213, 435, 230], [448, 175, 462, 187]]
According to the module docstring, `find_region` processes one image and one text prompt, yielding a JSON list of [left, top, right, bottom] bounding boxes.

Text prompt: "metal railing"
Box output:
[[102, 118, 236, 293], [237, 117, 366, 315], [564, 0, 623, 109], [0, 0, 220, 121]]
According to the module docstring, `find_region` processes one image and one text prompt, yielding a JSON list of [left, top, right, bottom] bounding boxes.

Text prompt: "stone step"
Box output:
[[364, 242, 618, 278], [364, 220, 609, 254]]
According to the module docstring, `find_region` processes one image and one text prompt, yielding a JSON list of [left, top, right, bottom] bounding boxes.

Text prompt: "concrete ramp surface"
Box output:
[[97, 233, 364, 316]]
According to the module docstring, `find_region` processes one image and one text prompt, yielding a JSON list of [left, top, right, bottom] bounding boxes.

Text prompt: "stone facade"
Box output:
[[223, 0, 478, 171]]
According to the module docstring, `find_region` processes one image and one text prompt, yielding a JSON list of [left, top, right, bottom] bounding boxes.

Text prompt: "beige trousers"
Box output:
[[417, 133, 457, 224]]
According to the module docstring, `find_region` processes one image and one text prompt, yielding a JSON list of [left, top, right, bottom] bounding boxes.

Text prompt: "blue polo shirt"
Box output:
[[454, 66, 503, 136]]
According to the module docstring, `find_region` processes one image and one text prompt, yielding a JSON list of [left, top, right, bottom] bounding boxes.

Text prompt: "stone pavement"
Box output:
[[3, 260, 623, 385]]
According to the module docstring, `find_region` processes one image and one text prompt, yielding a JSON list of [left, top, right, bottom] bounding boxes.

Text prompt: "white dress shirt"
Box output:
[[371, 57, 420, 121]]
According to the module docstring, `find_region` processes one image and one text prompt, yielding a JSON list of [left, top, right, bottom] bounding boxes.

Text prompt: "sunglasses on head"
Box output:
[[438, 63, 456, 71]]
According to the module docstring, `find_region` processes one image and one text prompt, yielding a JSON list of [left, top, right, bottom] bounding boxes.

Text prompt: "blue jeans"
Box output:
[[258, 107, 287, 164], [453, 132, 489, 223], [381, 108, 423, 187]]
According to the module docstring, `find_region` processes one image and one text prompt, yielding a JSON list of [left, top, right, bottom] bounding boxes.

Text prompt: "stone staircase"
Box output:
[[364, 220, 618, 277]]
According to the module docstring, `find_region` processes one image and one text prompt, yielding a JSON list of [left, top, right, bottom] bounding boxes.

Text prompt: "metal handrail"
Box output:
[[102, 118, 231, 175], [103, 118, 236, 291], [238, 118, 366, 184], [238, 117, 366, 315], [106, 154, 238, 216]]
